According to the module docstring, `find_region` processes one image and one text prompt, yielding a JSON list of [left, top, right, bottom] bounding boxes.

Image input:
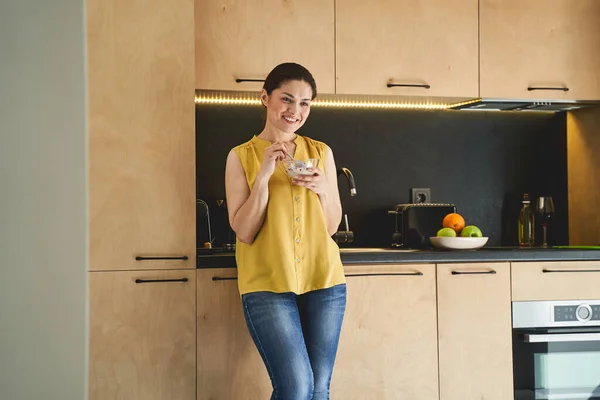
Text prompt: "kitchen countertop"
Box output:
[[197, 246, 600, 268]]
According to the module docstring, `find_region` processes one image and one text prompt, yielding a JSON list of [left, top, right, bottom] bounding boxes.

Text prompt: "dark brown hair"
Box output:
[[263, 62, 317, 100]]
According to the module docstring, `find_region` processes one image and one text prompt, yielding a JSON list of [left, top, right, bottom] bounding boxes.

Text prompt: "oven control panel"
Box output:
[[554, 304, 600, 322]]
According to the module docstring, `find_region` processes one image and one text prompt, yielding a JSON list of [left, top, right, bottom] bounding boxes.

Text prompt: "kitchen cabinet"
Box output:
[[89, 270, 196, 400], [88, 0, 196, 271], [195, 0, 335, 93], [437, 263, 513, 400], [480, 0, 600, 100], [512, 261, 600, 301], [331, 264, 439, 400], [335, 0, 479, 97], [196, 268, 271, 399], [567, 108, 600, 246]]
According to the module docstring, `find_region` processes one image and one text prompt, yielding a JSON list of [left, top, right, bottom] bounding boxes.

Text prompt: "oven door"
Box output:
[[513, 327, 600, 400]]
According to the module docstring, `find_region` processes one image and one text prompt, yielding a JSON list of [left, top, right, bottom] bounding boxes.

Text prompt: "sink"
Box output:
[[339, 248, 420, 253]]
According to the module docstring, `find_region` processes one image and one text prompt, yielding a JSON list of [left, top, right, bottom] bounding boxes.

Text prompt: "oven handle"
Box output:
[[524, 333, 600, 343]]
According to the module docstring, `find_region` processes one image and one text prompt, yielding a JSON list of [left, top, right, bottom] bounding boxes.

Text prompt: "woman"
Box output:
[[225, 62, 347, 400]]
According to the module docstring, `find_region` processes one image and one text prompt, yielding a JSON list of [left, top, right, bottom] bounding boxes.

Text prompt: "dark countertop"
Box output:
[[197, 247, 600, 269]]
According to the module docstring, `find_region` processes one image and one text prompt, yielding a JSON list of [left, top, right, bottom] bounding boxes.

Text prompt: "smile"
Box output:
[[283, 116, 299, 124]]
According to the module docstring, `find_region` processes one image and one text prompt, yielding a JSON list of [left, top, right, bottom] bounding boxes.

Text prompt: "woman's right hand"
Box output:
[[258, 142, 289, 179]]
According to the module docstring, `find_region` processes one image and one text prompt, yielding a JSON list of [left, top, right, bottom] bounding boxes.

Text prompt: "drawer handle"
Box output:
[[542, 268, 600, 273], [135, 256, 188, 261], [524, 333, 600, 343], [212, 276, 237, 281], [346, 272, 423, 277], [387, 82, 431, 89], [135, 277, 188, 284], [527, 86, 569, 92], [235, 78, 265, 83], [451, 270, 496, 275]]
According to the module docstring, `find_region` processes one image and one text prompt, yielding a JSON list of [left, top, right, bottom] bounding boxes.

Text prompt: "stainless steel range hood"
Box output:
[[449, 98, 600, 112]]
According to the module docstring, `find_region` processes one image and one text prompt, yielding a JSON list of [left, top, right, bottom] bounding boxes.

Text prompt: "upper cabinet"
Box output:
[[480, 0, 600, 100], [195, 0, 600, 100], [88, 0, 196, 271], [195, 0, 335, 93], [335, 0, 479, 97]]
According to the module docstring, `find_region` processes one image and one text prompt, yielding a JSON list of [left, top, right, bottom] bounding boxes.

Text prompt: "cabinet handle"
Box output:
[[387, 83, 430, 89], [527, 86, 569, 92], [235, 78, 265, 83], [212, 276, 237, 281], [346, 272, 423, 277], [451, 270, 496, 275], [135, 256, 188, 261], [135, 277, 188, 284], [542, 269, 600, 273]]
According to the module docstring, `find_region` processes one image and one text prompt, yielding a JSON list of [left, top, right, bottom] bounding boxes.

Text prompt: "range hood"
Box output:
[[449, 97, 600, 112]]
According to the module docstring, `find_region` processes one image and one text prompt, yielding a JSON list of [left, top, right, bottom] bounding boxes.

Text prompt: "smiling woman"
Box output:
[[224, 62, 347, 400]]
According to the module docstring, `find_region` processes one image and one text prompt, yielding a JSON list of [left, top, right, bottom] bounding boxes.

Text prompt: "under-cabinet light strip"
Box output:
[[194, 92, 482, 110]]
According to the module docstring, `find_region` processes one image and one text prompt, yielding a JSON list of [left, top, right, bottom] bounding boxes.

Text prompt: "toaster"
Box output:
[[389, 203, 456, 249]]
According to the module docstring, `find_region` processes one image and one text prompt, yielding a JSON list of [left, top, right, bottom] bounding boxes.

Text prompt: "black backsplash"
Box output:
[[196, 105, 568, 248]]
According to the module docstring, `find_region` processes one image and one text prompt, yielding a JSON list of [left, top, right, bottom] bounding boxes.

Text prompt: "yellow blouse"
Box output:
[[233, 134, 346, 295]]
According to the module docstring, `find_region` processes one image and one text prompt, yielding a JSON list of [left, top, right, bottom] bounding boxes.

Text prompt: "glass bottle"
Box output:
[[518, 193, 535, 247]]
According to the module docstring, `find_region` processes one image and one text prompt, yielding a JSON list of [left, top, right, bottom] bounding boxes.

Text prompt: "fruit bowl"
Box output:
[[430, 236, 489, 250], [282, 158, 319, 177]]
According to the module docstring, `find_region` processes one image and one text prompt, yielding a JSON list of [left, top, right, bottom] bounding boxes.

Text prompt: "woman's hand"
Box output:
[[292, 167, 327, 196], [258, 142, 290, 179]]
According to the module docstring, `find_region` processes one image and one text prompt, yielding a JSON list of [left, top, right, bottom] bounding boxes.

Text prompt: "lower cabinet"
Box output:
[[194, 262, 515, 399], [89, 269, 196, 400], [331, 264, 439, 400], [197, 265, 439, 400], [437, 262, 514, 400], [196, 268, 271, 400], [511, 260, 600, 301]]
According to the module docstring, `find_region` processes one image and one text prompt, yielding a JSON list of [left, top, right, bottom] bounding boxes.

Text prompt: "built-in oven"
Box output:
[[513, 300, 600, 400]]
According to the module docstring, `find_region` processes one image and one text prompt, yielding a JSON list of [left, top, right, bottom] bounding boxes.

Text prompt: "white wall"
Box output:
[[0, 1, 88, 399]]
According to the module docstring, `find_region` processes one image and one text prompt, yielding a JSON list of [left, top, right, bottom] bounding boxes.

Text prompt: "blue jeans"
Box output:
[[241, 284, 347, 400]]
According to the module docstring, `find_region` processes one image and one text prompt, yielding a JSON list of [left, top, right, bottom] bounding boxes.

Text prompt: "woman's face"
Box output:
[[262, 80, 313, 134]]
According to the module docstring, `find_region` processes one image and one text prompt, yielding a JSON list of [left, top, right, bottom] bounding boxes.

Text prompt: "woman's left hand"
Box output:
[[292, 168, 327, 196]]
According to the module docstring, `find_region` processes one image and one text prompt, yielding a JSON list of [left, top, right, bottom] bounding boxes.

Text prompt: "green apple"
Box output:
[[437, 227, 457, 237], [460, 225, 483, 237]]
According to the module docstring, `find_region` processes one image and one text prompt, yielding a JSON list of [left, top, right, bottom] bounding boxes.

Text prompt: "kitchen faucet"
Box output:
[[197, 199, 213, 248], [334, 167, 357, 244], [337, 167, 357, 196]]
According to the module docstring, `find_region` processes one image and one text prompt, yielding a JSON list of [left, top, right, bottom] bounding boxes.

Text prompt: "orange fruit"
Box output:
[[442, 213, 466, 234]]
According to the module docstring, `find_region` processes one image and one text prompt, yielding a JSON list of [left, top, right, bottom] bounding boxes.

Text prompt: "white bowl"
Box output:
[[430, 236, 489, 250]]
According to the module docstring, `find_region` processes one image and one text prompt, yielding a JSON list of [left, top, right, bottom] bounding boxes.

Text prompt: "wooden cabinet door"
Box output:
[[197, 268, 271, 400], [195, 0, 335, 93], [89, 270, 196, 400], [331, 264, 439, 400], [88, 0, 196, 271], [437, 263, 513, 400], [512, 261, 600, 301], [480, 0, 600, 100], [335, 0, 479, 97]]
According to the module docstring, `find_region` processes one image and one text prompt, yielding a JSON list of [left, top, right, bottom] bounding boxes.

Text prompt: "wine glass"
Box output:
[[536, 197, 555, 248]]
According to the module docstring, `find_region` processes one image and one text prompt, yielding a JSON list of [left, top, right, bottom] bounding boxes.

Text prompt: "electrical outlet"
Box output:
[[411, 188, 431, 203]]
